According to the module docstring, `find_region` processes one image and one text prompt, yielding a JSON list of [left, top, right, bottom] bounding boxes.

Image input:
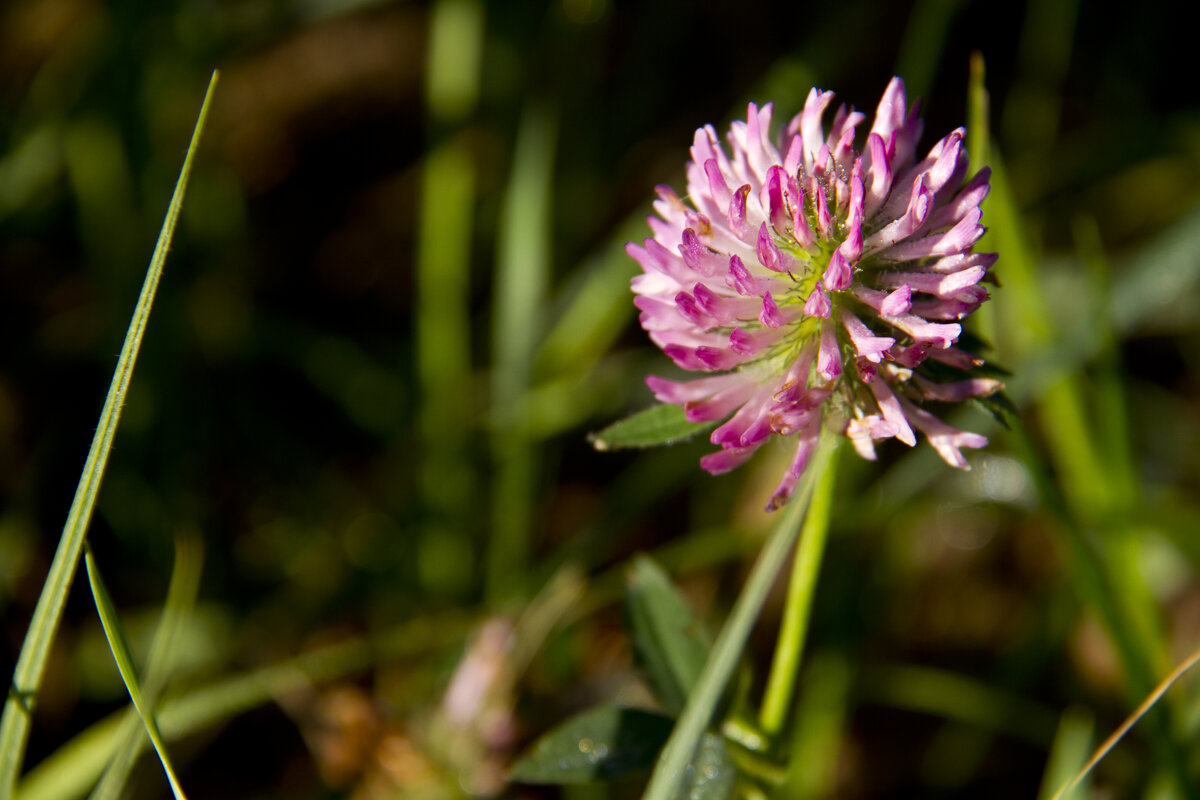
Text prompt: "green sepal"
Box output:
[[974, 388, 1019, 430]]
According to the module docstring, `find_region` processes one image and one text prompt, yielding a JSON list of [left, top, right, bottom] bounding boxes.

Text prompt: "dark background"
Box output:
[[3, 0, 1200, 797]]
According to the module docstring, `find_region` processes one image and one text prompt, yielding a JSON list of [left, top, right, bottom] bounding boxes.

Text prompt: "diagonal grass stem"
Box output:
[[83, 545, 188, 800], [0, 72, 217, 799]]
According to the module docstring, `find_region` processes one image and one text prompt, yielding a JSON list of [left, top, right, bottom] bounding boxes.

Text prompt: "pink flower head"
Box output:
[[628, 78, 1000, 510]]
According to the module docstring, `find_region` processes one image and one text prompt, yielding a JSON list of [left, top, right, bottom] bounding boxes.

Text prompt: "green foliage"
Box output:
[[0, 72, 217, 798], [589, 404, 717, 451], [509, 707, 674, 783], [83, 545, 188, 800], [625, 556, 712, 716], [510, 707, 734, 800]]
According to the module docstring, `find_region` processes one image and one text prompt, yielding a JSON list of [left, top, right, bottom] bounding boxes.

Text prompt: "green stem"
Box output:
[[0, 72, 217, 800], [487, 102, 557, 603], [758, 447, 839, 737], [414, 0, 484, 595], [640, 434, 836, 800]]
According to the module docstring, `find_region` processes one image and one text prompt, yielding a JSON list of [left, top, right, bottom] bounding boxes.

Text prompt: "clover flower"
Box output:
[[628, 77, 1000, 509]]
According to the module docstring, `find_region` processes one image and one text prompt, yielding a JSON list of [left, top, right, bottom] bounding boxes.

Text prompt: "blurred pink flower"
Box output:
[[628, 78, 1000, 509]]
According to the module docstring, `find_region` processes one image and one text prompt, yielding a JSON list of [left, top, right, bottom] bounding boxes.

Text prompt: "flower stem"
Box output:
[[758, 444, 839, 738], [640, 433, 836, 800]]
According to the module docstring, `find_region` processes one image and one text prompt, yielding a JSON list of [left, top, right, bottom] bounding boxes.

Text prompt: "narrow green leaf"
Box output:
[[84, 545, 188, 800], [670, 733, 734, 800], [783, 653, 850, 799], [488, 99, 558, 602], [415, 0, 485, 597], [509, 706, 674, 784], [590, 404, 716, 451], [18, 612, 473, 800], [90, 531, 204, 800], [626, 556, 712, 716], [0, 70, 218, 798], [1038, 707, 1093, 800], [894, 0, 963, 102]]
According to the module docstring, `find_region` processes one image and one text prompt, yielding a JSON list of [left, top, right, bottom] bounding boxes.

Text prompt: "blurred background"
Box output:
[[2, 0, 1200, 797]]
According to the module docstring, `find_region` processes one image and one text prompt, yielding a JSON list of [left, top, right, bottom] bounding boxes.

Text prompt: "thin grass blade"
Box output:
[[488, 100, 558, 602], [17, 612, 472, 800], [0, 71, 217, 799], [83, 544, 188, 800], [1049, 646, 1200, 800], [90, 531, 204, 800], [1038, 707, 1093, 800], [415, 0, 484, 597]]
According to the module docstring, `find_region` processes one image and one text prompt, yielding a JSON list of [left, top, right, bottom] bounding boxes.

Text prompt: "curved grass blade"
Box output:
[[17, 611, 472, 800], [90, 531, 204, 800], [640, 434, 836, 800], [0, 70, 218, 799], [83, 545, 188, 800], [1049, 645, 1200, 800]]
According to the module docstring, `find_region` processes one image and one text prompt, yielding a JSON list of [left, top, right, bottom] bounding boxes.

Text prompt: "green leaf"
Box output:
[[670, 733, 735, 800], [1038, 707, 1093, 800], [0, 70, 218, 797], [84, 545, 188, 800], [509, 706, 674, 784], [90, 531, 204, 800], [589, 404, 716, 451], [626, 556, 711, 715]]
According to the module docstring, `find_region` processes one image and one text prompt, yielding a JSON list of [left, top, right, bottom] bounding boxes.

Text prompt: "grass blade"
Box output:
[[0, 71, 218, 798], [488, 101, 558, 602], [1038, 707, 1093, 800], [894, 0, 963, 102], [414, 0, 484, 597], [83, 545, 188, 800], [1049, 646, 1200, 800], [640, 435, 836, 800], [89, 531, 204, 800], [783, 653, 850, 799], [16, 611, 472, 800]]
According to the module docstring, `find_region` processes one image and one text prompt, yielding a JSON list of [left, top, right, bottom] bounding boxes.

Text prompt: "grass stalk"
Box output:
[[0, 72, 217, 799], [83, 545, 187, 800], [488, 102, 558, 602], [414, 0, 485, 595], [89, 531, 203, 800], [17, 611, 472, 800]]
